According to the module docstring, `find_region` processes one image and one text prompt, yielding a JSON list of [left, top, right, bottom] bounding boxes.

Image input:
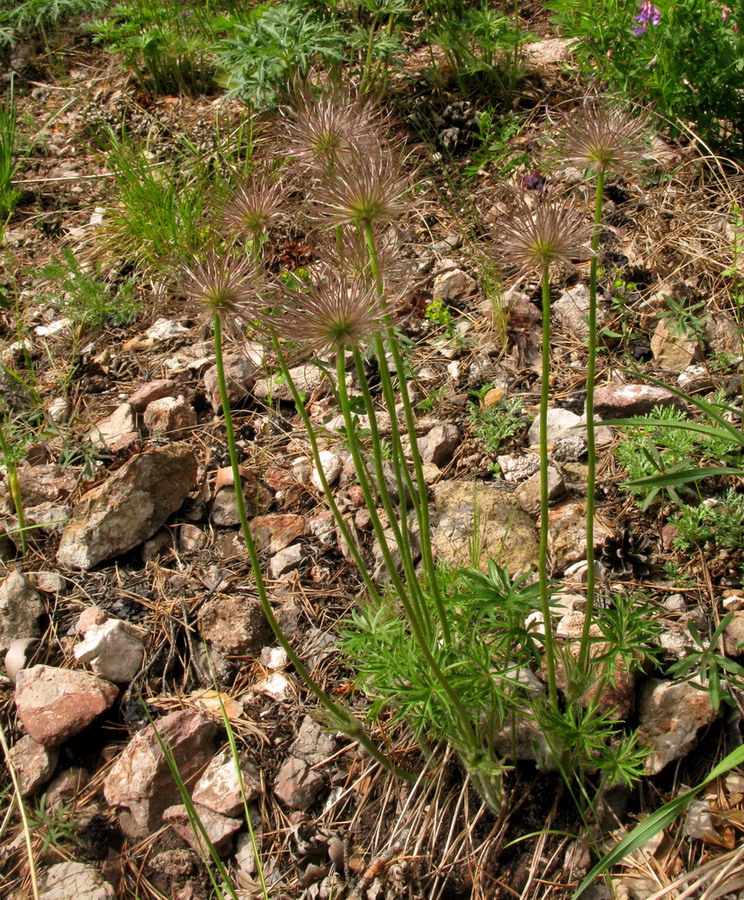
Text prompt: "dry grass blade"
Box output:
[[0, 720, 39, 900]]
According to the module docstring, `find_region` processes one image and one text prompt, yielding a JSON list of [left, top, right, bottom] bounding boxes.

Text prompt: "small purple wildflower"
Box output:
[[632, 1, 661, 35], [520, 171, 546, 192], [721, 5, 731, 21]]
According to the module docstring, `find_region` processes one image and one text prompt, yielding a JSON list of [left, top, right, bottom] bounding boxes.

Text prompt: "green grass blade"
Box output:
[[573, 743, 744, 899]]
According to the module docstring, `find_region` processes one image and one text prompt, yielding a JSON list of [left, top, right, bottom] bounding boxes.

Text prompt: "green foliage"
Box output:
[[659, 294, 709, 342], [103, 129, 209, 274], [599, 273, 642, 347], [548, 0, 744, 153], [341, 0, 409, 93], [666, 612, 744, 710], [468, 392, 528, 466], [90, 0, 217, 95], [670, 487, 744, 551], [0, 88, 20, 227], [214, 2, 345, 108], [424, 0, 529, 98], [463, 109, 529, 183], [341, 561, 541, 752], [28, 794, 81, 854], [42, 247, 140, 328], [0, 0, 106, 43], [614, 404, 743, 509]]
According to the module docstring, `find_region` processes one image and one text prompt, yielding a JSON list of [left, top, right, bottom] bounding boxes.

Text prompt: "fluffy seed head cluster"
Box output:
[[497, 200, 591, 277], [178, 251, 261, 327], [279, 271, 386, 354], [285, 80, 382, 171], [222, 172, 284, 242], [556, 101, 649, 175], [314, 146, 410, 230]]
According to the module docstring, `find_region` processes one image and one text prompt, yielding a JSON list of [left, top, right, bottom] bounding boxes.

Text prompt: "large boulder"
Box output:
[[57, 444, 197, 570], [430, 481, 539, 575]]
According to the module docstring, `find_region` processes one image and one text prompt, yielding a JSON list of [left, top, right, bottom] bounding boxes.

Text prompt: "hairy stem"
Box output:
[[214, 314, 410, 780], [362, 221, 451, 643], [539, 267, 558, 708], [578, 168, 605, 678]]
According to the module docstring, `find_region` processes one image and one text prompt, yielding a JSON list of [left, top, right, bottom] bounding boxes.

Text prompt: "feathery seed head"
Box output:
[[285, 80, 382, 171], [178, 251, 262, 327], [222, 172, 284, 243], [279, 270, 386, 354], [314, 145, 410, 230], [555, 100, 649, 175], [497, 200, 591, 277]]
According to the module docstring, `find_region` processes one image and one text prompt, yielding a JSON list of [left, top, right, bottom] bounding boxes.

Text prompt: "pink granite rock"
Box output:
[[103, 709, 217, 838], [163, 803, 241, 856], [8, 734, 58, 795], [15, 665, 118, 746]]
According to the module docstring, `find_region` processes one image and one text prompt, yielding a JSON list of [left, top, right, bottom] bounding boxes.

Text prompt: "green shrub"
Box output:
[[548, 0, 744, 153]]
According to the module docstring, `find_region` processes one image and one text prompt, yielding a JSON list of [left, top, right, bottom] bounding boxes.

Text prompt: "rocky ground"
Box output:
[[1, 10, 744, 900]]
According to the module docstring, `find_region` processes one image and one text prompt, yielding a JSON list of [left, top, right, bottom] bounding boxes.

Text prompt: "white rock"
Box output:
[[260, 647, 288, 669], [683, 799, 715, 840], [39, 861, 114, 900], [311, 451, 342, 490], [87, 403, 137, 452], [146, 318, 189, 342], [432, 268, 476, 302], [528, 407, 581, 447], [270, 544, 303, 579], [46, 397, 70, 426], [34, 318, 71, 337], [255, 671, 292, 700], [74, 619, 145, 683]]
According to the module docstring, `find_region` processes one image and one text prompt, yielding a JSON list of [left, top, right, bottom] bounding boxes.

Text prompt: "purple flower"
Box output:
[[632, 1, 661, 35]]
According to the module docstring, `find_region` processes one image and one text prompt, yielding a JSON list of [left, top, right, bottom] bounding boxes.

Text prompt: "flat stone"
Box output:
[[432, 268, 476, 301], [270, 544, 303, 579], [311, 450, 342, 490], [39, 861, 114, 900], [127, 379, 181, 412], [274, 755, 324, 810], [528, 408, 581, 447], [249, 514, 306, 554], [253, 363, 327, 402], [290, 715, 337, 768], [163, 803, 241, 856], [57, 443, 197, 570], [198, 596, 271, 657], [15, 464, 78, 507], [418, 423, 461, 467], [637, 678, 717, 774], [724, 611, 744, 657], [554, 284, 601, 340], [15, 665, 118, 746], [592, 383, 686, 419], [651, 318, 700, 372], [45, 766, 90, 809], [74, 618, 145, 683], [203, 355, 255, 410], [0, 569, 43, 654], [192, 747, 260, 816], [548, 501, 613, 572], [104, 709, 217, 837], [8, 734, 58, 796], [87, 403, 138, 453], [147, 318, 189, 342], [431, 481, 539, 575], [515, 466, 564, 513], [179, 523, 208, 551], [143, 396, 197, 438]]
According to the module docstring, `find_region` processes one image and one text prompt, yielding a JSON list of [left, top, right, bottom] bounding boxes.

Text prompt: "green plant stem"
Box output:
[[335, 344, 482, 756], [362, 221, 451, 644], [351, 345, 433, 640], [334, 350, 428, 638], [0, 420, 26, 554], [213, 313, 410, 781], [539, 267, 558, 709], [578, 168, 605, 678], [271, 335, 383, 606]]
